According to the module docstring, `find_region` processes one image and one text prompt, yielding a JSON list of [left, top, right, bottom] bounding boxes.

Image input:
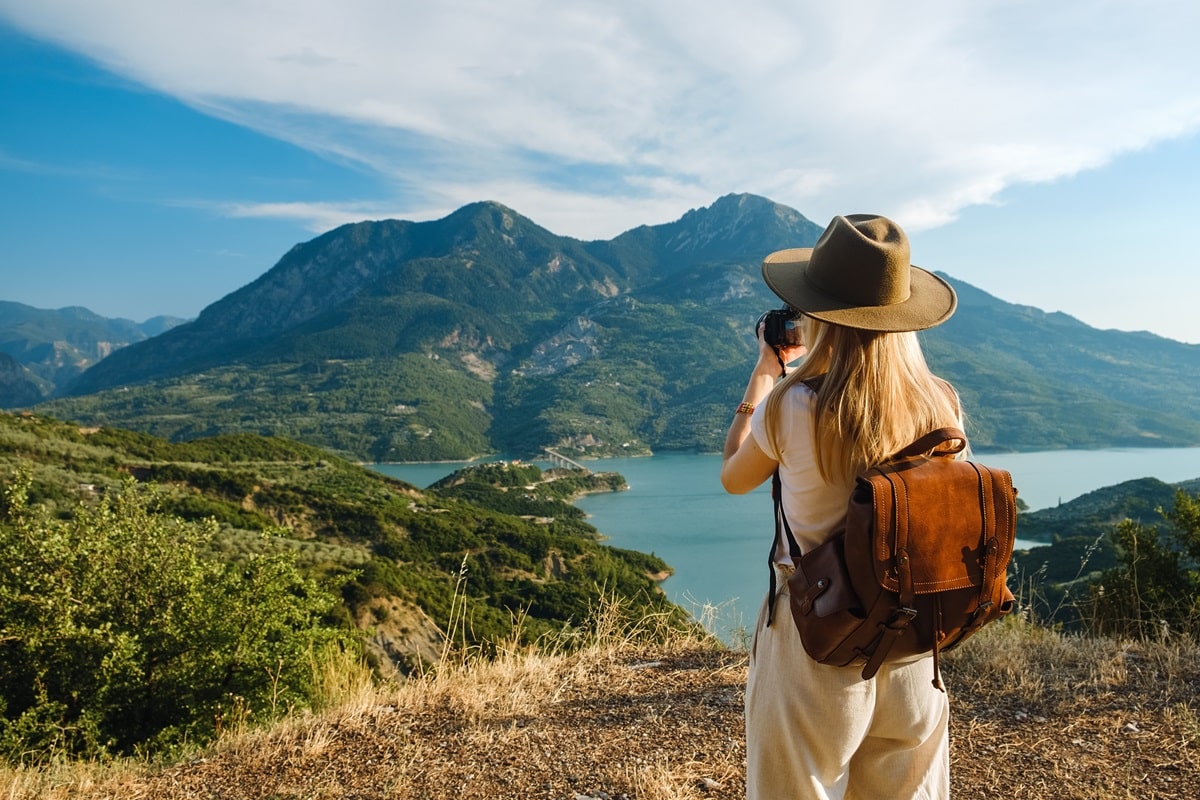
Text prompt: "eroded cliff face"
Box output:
[[1, 336, 130, 407], [517, 315, 602, 378], [355, 597, 445, 675]]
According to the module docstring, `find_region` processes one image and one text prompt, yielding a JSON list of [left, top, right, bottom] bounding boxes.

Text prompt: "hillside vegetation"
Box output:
[[1013, 476, 1200, 628], [0, 410, 683, 758]]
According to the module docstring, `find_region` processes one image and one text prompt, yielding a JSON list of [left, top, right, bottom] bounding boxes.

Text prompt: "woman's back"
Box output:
[[722, 213, 960, 800]]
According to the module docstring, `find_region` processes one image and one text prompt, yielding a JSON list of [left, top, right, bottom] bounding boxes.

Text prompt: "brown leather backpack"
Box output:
[[776, 427, 1017, 689]]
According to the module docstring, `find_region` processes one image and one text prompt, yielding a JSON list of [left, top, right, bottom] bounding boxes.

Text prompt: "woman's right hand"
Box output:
[[755, 320, 806, 376]]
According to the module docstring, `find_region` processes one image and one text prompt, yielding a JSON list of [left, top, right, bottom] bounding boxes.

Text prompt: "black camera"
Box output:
[[758, 308, 803, 348]]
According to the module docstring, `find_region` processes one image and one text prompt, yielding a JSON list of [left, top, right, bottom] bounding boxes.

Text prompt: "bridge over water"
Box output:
[[543, 448, 591, 474]]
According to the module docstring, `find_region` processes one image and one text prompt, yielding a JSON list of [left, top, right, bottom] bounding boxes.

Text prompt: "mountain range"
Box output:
[[0, 301, 185, 406], [13, 194, 1200, 461]]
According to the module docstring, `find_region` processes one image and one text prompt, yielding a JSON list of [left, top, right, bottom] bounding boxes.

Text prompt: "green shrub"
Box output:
[[1082, 489, 1200, 639], [0, 471, 352, 763]]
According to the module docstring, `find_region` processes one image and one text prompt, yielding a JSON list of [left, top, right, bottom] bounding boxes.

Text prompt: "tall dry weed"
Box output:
[[308, 639, 378, 716], [390, 586, 717, 722]]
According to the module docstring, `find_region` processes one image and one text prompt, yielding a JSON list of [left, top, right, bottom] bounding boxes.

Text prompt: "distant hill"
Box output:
[[0, 352, 44, 407], [0, 301, 187, 403], [1019, 475, 1200, 543], [1010, 475, 1200, 626], [922, 281, 1200, 450], [31, 194, 1200, 461]]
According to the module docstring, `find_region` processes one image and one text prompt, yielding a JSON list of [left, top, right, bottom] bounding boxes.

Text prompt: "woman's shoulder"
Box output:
[[797, 373, 824, 392], [774, 375, 820, 417]]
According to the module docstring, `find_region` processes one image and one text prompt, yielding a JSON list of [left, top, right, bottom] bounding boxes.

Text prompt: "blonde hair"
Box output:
[[763, 316, 962, 482]]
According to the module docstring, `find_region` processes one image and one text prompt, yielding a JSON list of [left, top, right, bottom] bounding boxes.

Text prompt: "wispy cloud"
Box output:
[[219, 200, 403, 233], [3, 0, 1199, 237], [0, 148, 140, 182]]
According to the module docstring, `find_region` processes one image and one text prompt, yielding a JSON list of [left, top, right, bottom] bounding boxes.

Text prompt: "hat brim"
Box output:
[[762, 248, 957, 332]]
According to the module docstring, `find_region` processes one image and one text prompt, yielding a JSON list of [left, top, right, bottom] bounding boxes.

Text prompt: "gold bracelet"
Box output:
[[736, 401, 756, 415]]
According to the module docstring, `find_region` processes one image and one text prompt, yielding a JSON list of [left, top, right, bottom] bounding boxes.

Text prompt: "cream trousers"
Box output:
[[745, 574, 950, 800]]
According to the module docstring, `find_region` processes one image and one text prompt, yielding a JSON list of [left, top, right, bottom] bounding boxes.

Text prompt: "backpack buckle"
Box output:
[[884, 606, 918, 629]]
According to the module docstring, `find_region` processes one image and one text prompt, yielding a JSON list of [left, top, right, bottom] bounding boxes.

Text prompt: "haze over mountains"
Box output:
[[0, 302, 185, 407], [7, 194, 1200, 461]]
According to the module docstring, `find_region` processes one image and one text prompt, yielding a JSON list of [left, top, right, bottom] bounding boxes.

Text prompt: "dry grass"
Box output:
[[943, 615, 1200, 799], [2, 605, 1198, 799]]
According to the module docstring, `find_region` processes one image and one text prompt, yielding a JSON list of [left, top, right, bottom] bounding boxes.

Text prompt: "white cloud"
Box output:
[[3, 0, 1200, 238]]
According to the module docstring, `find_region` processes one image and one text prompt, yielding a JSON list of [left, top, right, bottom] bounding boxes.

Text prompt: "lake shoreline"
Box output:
[[374, 448, 1200, 644], [373, 440, 1200, 467]]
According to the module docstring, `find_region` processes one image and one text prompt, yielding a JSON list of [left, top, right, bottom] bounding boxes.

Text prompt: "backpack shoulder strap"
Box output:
[[765, 470, 803, 627], [891, 427, 967, 459]]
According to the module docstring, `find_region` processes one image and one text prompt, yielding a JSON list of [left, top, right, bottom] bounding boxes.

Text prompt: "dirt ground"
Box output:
[[46, 624, 1197, 800]]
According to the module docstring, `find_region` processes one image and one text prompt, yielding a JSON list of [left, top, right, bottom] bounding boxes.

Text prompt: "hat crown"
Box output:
[[760, 212, 956, 332], [807, 214, 911, 307]]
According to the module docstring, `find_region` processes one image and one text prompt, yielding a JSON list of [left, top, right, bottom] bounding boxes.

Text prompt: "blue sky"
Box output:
[[2, 1, 1199, 344]]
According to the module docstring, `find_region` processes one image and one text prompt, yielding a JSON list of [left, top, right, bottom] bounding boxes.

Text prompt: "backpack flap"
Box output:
[[863, 456, 1017, 595]]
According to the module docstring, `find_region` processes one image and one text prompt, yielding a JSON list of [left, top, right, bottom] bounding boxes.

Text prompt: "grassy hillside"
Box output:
[[0, 410, 682, 676], [4, 407, 1200, 786], [29, 356, 496, 462]]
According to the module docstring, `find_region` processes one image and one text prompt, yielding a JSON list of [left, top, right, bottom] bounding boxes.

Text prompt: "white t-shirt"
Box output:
[[749, 381, 855, 565]]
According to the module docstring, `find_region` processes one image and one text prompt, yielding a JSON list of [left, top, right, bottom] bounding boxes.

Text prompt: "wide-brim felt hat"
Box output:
[[762, 214, 957, 332]]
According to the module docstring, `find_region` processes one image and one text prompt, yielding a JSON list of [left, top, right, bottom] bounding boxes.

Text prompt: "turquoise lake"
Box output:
[[373, 447, 1200, 643]]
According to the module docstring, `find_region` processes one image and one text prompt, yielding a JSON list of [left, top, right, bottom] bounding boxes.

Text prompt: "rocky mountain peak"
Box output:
[[618, 193, 824, 265]]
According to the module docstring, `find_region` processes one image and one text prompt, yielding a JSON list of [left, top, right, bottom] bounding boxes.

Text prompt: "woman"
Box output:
[[721, 214, 961, 800]]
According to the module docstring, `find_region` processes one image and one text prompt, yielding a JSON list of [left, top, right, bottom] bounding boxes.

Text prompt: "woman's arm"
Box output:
[[721, 424, 777, 494], [720, 331, 805, 494]]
